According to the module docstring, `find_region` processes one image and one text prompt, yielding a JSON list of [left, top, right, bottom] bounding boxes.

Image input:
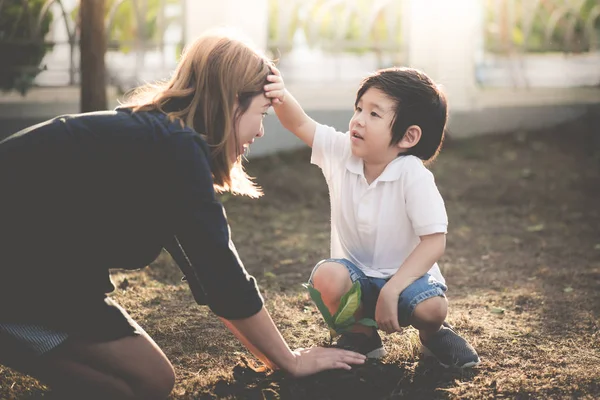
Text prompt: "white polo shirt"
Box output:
[[311, 123, 447, 283]]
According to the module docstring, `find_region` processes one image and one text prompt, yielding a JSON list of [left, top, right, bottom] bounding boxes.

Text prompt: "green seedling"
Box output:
[[303, 281, 378, 341]]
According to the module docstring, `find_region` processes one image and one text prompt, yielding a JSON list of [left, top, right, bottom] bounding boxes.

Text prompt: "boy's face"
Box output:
[[349, 88, 400, 164]]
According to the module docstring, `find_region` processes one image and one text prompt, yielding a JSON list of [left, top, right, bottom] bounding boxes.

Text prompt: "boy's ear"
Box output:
[[397, 125, 422, 149]]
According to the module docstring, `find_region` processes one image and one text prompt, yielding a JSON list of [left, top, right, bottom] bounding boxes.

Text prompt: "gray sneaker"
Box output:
[[334, 330, 387, 359], [421, 323, 480, 368]]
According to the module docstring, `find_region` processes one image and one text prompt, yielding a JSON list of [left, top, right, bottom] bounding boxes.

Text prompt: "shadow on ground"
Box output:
[[195, 357, 480, 400]]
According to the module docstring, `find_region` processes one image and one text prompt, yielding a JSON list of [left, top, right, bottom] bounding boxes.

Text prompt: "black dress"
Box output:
[[0, 108, 263, 344]]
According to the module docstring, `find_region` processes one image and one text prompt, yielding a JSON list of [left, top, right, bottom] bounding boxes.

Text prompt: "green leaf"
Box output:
[[357, 318, 378, 328], [333, 281, 362, 327], [526, 224, 545, 232], [263, 271, 276, 279], [304, 284, 334, 328], [335, 316, 356, 331]]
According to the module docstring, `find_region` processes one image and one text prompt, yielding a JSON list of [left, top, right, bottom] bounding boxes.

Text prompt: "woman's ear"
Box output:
[[397, 125, 422, 150]]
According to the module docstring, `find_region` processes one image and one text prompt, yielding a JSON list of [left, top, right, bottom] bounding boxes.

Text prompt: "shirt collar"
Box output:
[[345, 155, 410, 182]]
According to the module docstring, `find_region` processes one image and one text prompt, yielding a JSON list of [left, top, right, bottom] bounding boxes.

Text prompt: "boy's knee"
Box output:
[[312, 262, 352, 299], [412, 296, 447, 327]]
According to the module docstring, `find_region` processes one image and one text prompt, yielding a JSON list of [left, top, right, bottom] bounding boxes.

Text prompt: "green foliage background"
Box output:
[[105, 0, 179, 53], [71, 0, 179, 54], [267, 0, 402, 55], [0, 0, 53, 94], [267, 0, 600, 55], [485, 0, 600, 53]]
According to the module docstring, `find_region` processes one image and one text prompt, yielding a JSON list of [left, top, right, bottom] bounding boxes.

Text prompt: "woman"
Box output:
[[0, 31, 365, 399]]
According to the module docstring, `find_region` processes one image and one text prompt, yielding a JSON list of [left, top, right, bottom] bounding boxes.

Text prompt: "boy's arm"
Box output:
[[375, 233, 446, 333], [265, 67, 317, 148], [386, 233, 446, 295]]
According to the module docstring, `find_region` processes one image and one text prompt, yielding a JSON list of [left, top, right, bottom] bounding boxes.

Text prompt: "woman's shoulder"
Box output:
[[115, 107, 186, 133]]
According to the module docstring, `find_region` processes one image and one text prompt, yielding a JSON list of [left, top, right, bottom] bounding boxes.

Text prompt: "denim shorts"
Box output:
[[308, 258, 447, 327]]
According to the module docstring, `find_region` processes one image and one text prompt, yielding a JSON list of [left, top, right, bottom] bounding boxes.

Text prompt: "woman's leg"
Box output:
[[23, 326, 175, 400]]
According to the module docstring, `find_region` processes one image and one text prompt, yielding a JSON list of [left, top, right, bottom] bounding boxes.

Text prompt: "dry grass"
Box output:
[[1, 115, 599, 399]]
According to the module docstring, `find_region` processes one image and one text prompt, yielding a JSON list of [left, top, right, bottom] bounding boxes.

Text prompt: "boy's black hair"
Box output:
[[355, 67, 447, 163]]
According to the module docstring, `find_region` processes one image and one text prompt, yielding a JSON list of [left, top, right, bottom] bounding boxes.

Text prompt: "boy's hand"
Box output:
[[375, 285, 402, 334], [264, 66, 286, 105]]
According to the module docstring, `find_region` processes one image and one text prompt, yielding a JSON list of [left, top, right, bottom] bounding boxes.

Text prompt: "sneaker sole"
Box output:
[[365, 347, 387, 359], [420, 345, 480, 369]]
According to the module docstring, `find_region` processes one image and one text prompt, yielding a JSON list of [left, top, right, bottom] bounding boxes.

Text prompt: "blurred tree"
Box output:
[[73, 0, 179, 53], [80, 0, 107, 112], [111, 0, 176, 52], [267, 0, 402, 59], [267, 0, 301, 55], [0, 0, 53, 95], [305, 0, 401, 53], [485, 0, 600, 53]]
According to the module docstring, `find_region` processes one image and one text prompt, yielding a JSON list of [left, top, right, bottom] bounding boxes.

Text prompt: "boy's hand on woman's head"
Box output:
[[265, 66, 286, 105]]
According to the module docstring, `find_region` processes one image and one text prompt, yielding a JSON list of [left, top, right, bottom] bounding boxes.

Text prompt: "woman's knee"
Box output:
[[412, 296, 448, 327], [121, 338, 175, 400], [35, 352, 175, 400], [39, 334, 176, 400], [133, 361, 175, 400], [311, 262, 352, 300]]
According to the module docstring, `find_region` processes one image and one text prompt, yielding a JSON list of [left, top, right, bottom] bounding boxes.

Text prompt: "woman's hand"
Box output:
[[287, 347, 366, 378], [264, 66, 286, 105], [221, 308, 364, 379], [375, 285, 403, 334]]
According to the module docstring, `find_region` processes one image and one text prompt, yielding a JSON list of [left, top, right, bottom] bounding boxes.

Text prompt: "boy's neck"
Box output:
[[363, 161, 388, 185]]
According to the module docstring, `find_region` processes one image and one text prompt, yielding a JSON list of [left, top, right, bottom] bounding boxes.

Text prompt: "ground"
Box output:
[[1, 116, 599, 399]]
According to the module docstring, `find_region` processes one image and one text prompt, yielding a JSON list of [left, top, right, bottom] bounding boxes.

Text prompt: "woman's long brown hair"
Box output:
[[121, 30, 273, 197]]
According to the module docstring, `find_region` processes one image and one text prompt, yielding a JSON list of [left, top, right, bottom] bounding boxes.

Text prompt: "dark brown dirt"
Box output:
[[1, 114, 599, 399]]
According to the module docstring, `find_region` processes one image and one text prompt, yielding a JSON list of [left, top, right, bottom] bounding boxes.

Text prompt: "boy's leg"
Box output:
[[397, 274, 480, 368], [411, 296, 448, 342], [309, 261, 353, 316], [308, 259, 385, 358], [309, 259, 374, 335]]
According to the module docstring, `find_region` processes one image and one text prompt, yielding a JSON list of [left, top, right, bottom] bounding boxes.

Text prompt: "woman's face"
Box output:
[[232, 93, 271, 158]]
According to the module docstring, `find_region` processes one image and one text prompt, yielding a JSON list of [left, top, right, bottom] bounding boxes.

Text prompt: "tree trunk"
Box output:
[[80, 0, 107, 112]]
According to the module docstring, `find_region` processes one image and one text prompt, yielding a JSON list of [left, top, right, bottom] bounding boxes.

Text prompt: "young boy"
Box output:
[[264, 67, 480, 368]]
